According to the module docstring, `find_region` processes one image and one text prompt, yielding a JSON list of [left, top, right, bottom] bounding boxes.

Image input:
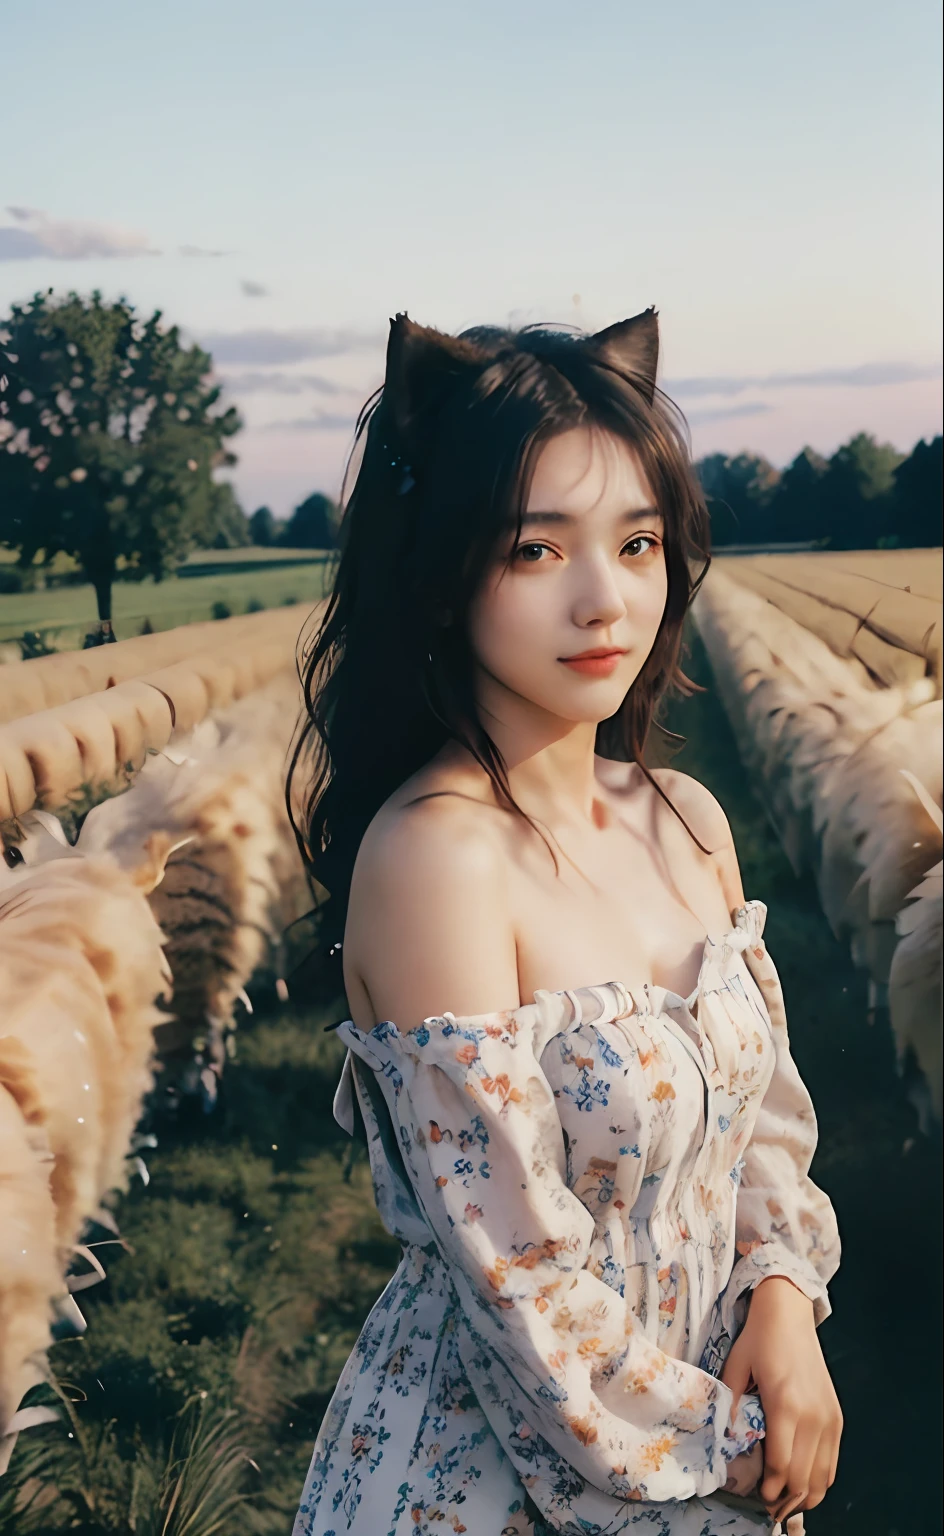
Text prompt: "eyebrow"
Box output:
[[516, 506, 664, 527]]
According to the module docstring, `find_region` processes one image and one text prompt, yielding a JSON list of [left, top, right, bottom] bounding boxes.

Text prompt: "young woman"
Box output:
[[288, 309, 842, 1536]]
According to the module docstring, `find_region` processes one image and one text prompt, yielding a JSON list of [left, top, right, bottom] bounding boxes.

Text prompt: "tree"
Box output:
[[0, 289, 242, 622], [695, 452, 781, 546], [766, 447, 829, 543], [890, 436, 943, 548], [280, 491, 338, 549], [249, 505, 277, 547], [820, 432, 905, 549], [209, 483, 251, 548]]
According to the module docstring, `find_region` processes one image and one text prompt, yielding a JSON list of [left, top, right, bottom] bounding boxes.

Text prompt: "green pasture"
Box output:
[[2, 623, 939, 1535], [0, 548, 333, 647]]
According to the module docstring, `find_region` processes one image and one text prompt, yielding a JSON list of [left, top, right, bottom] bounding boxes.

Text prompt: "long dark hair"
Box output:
[[285, 307, 713, 955]]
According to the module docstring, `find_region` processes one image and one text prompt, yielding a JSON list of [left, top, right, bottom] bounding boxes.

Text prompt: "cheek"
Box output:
[[468, 572, 551, 669], [641, 567, 669, 630]]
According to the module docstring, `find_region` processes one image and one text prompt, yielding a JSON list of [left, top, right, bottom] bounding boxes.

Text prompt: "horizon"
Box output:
[[3, 0, 941, 517]]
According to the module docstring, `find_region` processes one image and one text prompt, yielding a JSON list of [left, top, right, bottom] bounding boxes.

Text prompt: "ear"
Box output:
[[586, 306, 659, 404], [384, 312, 487, 452]]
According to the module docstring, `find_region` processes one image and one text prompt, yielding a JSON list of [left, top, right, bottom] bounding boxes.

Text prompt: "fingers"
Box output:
[[770, 1417, 817, 1524], [765, 1414, 842, 1523], [802, 1425, 842, 1511], [758, 1399, 797, 1510]]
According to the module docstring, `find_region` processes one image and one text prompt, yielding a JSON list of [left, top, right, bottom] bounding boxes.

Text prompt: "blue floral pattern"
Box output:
[[294, 902, 840, 1534]]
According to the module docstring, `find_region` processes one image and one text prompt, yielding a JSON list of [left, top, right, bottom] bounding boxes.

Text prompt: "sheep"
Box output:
[[72, 670, 308, 1100], [692, 565, 943, 1120], [888, 772, 943, 1133], [0, 842, 177, 1448]]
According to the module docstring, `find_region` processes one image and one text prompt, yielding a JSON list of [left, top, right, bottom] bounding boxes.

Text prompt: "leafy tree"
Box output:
[[249, 505, 277, 547], [0, 290, 242, 622], [280, 491, 338, 550], [695, 452, 781, 546], [890, 436, 943, 547], [208, 484, 250, 549], [767, 447, 829, 543], [820, 432, 904, 549]]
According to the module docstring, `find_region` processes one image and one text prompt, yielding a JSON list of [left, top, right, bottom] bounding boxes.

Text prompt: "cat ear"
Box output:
[[586, 306, 659, 404], [384, 312, 487, 451]]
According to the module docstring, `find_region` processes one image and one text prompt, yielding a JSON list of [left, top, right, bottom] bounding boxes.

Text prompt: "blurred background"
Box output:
[[0, 3, 941, 1533]]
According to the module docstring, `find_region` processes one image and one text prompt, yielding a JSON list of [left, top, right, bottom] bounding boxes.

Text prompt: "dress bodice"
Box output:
[[297, 899, 841, 1534]]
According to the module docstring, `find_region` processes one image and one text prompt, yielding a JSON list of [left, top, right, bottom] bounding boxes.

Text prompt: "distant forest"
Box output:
[[695, 431, 942, 549]]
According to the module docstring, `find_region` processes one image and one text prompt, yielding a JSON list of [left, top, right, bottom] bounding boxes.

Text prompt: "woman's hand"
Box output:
[[721, 1275, 842, 1526], [722, 1444, 806, 1533]]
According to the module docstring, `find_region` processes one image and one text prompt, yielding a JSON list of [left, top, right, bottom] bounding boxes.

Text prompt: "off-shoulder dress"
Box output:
[[293, 901, 841, 1535]]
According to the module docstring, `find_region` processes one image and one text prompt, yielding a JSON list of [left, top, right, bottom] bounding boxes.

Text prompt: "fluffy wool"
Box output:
[[693, 566, 943, 1121], [0, 854, 173, 1436]]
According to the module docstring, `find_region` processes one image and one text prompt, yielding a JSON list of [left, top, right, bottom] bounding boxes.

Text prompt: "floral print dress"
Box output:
[[294, 901, 841, 1536]]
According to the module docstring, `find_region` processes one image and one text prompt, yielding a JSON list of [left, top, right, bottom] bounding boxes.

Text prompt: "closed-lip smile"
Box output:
[[559, 646, 629, 677], [560, 647, 628, 661]]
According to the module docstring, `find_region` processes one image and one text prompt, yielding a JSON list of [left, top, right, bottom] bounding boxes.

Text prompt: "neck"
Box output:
[[470, 669, 609, 828]]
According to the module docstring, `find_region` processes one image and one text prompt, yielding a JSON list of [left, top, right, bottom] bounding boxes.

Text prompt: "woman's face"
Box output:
[[467, 425, 668, 727]]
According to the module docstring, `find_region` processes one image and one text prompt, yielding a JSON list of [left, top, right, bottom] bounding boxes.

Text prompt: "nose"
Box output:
[[570, 552, 627, 631]]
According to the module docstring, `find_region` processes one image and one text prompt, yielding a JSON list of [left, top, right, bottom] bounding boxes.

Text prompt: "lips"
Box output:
[[559, 648, 627, 677]]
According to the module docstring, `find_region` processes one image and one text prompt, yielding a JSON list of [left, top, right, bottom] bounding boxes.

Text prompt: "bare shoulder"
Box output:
[[351, 777, 503, 908], [344, 765, 519, 1027], [650, 767, 745, 912], [649, 768, 734, 846], [598, 760, 744, 913], [595, 757, 733, 847]]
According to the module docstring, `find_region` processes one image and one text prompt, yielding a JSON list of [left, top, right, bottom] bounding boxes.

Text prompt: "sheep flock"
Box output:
[[0, 550, 941, 1474], [692, 550, 942, 1132], [0, 604, 319, 1471]]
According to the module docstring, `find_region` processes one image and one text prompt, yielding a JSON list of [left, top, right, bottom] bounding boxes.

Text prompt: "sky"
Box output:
[[3, 0, 942, 517]]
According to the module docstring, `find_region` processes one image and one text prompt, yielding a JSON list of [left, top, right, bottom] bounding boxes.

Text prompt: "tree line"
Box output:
[[695, 434, 942, 550], [1, 290, 939, 627]]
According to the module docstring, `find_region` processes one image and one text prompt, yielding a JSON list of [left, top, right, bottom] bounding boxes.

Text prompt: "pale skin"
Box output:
[[343, 425, 842, 1529]]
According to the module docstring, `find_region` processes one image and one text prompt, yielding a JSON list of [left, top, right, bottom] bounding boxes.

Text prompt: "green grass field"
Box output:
[[0, 549, 333, 647], [2, 623, 939, 1534]]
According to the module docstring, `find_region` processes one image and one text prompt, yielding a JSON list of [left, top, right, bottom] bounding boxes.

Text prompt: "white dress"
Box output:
[[294, 900, 841, 1535]]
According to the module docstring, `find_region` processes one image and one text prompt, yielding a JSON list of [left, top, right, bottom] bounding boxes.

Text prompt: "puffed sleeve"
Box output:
[[721, 916, 841, 1337], [340, 1002, 765, 1506]]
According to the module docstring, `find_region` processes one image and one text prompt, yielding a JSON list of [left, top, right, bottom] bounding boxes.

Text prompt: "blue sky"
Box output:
[[3, 0, 942, 515]]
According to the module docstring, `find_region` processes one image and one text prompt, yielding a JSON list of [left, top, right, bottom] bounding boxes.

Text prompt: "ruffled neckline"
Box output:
[[343, 899, 767, 1047]]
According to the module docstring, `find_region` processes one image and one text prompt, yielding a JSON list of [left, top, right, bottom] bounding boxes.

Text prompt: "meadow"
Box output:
[[3, 623, 940, 1536], [0, 549, 333, 650]]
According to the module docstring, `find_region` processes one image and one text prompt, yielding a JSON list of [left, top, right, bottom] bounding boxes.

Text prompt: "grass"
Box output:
[[0, 550, 333, 646], [2, 619, 939, 1534]]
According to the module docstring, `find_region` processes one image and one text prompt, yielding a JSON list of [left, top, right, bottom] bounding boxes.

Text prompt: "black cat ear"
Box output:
[[384, 312, 487, 452], [586, 306, 659, 404]]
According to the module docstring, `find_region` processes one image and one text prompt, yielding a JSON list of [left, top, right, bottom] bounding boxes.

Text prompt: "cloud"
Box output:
[[240, 279, 269, 298], [262, 412, 357, 432], [684, 402, 773, 426], [666, 360, 943, 399], [217, 370, 345, 396], [179, 244, 232, 258], [0, 206, 160, 261], [199, 327, 385, 364]]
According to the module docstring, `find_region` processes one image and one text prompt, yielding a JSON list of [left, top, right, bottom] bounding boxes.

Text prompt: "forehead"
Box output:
[[527, 426, 653, 514]]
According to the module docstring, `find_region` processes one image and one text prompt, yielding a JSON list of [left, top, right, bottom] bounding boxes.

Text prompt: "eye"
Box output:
[[512, 541, 555, 564], [3, 845, 25, 869], [621, 534, 660, 558]]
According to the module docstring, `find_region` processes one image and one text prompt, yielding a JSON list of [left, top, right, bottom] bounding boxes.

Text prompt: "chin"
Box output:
[[531, 683, 630, 725]]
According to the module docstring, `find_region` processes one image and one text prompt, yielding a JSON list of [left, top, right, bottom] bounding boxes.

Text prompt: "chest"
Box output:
[[510, 851, 732, 1003], [542, 957, 776, 1201]]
